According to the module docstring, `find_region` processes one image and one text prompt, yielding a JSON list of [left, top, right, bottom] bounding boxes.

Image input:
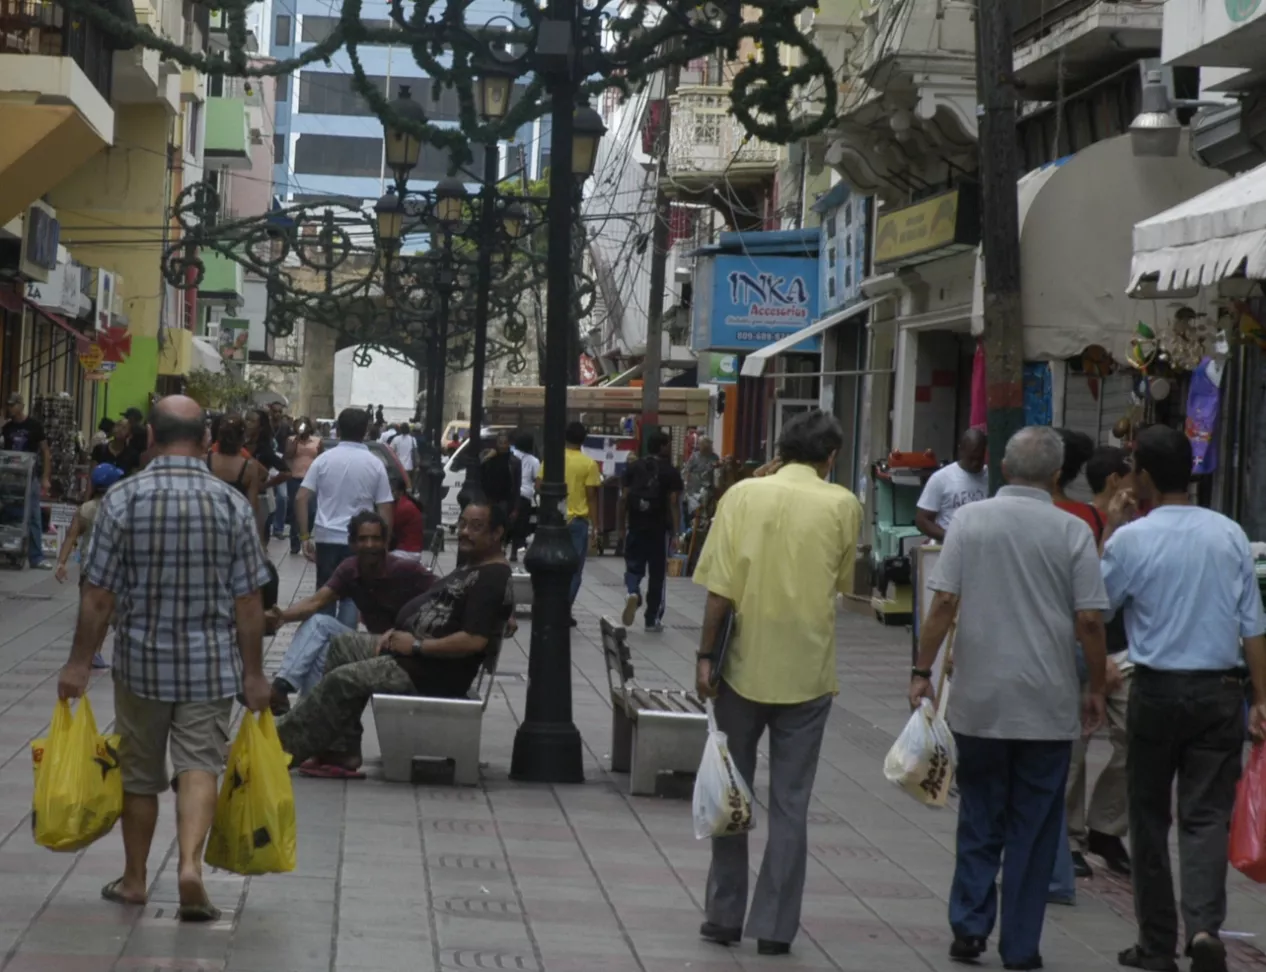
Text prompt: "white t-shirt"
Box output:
[[514, 448, 541, 500], [300, 442, 394, 545], [917, 462, 989, 531], [392, 433, 416, 471]]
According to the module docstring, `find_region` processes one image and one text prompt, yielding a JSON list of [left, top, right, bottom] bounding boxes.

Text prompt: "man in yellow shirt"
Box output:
[[693, 409, 862, 957], [537, 421, 602, 621]]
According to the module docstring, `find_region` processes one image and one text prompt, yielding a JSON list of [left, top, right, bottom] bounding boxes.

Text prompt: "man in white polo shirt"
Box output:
[[294, 408, 394, 628]]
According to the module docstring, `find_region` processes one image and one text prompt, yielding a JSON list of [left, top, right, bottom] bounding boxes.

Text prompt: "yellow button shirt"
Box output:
[[538, 447, 603, 521], [693, 462, 862, 704]]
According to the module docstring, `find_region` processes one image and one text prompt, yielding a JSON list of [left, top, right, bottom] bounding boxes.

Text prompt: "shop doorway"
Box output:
[[768, 398, 817, 460]]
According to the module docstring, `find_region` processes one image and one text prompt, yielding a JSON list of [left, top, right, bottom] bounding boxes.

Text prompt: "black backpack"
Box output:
[[627, 457, 662, 516]]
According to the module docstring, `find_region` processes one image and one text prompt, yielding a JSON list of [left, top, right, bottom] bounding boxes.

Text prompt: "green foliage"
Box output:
[[183, 368, 274, 411]]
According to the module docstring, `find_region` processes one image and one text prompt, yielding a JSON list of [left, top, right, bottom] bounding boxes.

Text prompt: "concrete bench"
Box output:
[[510, 570, 532, 613], [372, 635, 502, 786], [600, 616, 708, 796]]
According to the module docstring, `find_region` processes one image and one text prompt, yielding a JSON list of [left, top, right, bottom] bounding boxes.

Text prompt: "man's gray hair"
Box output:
[[1002, 426, 1065, 485], [777, 409, 845, 465]]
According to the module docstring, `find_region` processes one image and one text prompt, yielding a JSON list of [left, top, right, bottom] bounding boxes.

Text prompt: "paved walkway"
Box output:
[[1, 543, 1266, 971]]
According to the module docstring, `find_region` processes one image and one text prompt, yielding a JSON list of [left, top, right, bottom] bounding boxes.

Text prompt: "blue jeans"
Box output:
[[624, 526, 667, 625], [271, 484, 288, 537], [315, 542, 358, 628], [27, 477, 43, 566], [567, 517, 589, 605], [951, 734, 1072, 964], [275, 614, 354, 694]]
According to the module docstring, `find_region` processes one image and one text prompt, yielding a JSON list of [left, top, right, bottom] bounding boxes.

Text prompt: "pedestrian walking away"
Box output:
[[915, 427, 988, 542], [620, 430, 683, 632], [266, 510, 434, 713], [537, 421, 600, 623], [1100, 426, 1266, 972], [294, 407, 395, 629], [914, 425, 1108, 971], [510, 434, 540, 561], [275, 501, 513, 777], [692, 409, 862, 957], [2, 392, 53, 568], [1065, 445, 1134, 882], [55, 395, 273, 924], [284, 418, 320, 554]]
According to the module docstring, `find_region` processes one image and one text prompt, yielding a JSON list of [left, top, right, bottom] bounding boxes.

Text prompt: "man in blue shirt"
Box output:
[[1101, 426, 1266, 972]]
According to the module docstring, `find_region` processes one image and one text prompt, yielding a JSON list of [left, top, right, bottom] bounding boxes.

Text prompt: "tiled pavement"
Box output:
[[2, 544, 1266, 971]]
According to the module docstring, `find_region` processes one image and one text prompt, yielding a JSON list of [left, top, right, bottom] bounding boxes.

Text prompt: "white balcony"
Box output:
[[665, 85, 778, 193], [1163, 0, 1266, 69], [1013, 0, 1163, 100]]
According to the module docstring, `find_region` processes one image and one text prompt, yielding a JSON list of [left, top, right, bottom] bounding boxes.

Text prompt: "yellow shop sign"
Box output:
[[874, 187, 979, 267]]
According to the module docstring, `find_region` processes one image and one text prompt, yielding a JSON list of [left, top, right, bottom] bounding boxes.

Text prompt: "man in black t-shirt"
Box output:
[[276, 501, 513, 778], [618, 430, 683, 633], [2, 393, 52, 568]]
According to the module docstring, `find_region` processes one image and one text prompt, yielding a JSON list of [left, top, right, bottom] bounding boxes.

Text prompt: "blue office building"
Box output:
[[263, 0, 543, 204]]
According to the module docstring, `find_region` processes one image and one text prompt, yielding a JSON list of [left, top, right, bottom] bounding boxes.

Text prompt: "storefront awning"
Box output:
[[740, 296, 880, 378], [971, 133, 1225, 363], [1128, 159, 1266, 293], [23, 299, 81, 341]]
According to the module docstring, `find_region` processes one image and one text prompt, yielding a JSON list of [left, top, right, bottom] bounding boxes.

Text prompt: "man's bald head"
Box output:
[[958, 427, 987, 474], [150, 395, 207, 450]]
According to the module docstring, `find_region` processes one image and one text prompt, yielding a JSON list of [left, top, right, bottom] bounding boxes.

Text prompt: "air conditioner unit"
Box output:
[[19, 200, 59, 284]]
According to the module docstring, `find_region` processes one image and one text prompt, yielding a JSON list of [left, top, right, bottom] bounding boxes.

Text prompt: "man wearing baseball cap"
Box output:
[[2, 393, 52, 568]]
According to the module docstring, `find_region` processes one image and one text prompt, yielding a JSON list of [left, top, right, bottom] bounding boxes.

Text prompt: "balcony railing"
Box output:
[[666, 85, 779, 186], [0, 0, 113, 101], [1013, 0, 1162, 46]]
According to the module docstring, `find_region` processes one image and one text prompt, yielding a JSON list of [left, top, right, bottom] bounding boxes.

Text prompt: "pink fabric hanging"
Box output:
[[969, 341, 987, 431]]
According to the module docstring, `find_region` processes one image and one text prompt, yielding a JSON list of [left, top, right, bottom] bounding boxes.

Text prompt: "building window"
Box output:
[[186, 100, 201, 158], [844, 266, 852, 289], [275, 14, 292, 47], [298, 71, 390, 116], [827, 276, 836, 300], [825, 215, 836, 238], [276, 73, 289, 102], [300, 15, 395, 43], [827, 244, 836, 267], [293, 134, 384, 177], [845, 235, 851, 258], [274, 134, 286, 164], [208, 73, 223, 98]]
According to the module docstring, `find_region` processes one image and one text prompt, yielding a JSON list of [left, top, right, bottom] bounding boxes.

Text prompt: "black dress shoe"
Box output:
[[757, 940, 790, 956], [950, 936, 987, 962], [1071, 850, 1094, 878], [1188, 934, 1228, 972], [699, 922, 741, 946], [1088, 830, 1131, 876], [1003, 958, 1043, 971]]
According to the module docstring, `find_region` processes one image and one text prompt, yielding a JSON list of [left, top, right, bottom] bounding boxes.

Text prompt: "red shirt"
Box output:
[[1055, 499, 1104, 545], [326, 555, 434, 633], [393, 494, 424, 553]]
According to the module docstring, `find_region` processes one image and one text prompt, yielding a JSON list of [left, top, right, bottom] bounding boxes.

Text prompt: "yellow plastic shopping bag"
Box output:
[[204, 710, 296, 875], [31, 697, 122, 852]]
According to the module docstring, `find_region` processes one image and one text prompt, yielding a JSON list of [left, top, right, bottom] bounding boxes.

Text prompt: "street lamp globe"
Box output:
[[502, 200, 527, 241], [572, 105, 607, 179], [434, 175, 469, 228], [476, 47, 518, 121], [384, 85, 427, 178], [375, 189, 406, 246]]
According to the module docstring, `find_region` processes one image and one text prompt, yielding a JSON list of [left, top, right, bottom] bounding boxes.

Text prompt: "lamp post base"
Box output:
[[510, 721, 585, 784]]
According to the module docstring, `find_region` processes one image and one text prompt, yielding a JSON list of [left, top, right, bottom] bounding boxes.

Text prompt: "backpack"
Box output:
[[627, 457, 663, 516]]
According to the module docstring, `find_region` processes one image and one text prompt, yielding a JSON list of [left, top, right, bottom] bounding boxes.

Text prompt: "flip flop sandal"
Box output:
[[100, 879, 145, 906], [1117, 945, 1178, 972], [298, 762, 366, 779], [177, 902, 222, 923]]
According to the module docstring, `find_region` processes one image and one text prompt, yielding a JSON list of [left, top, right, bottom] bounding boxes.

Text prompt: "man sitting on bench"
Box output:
[[275, 500, 514, 779], [265, 510, 435, 715]]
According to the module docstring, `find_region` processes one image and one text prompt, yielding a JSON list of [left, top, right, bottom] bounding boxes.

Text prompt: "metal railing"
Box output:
[[0, 0, 113, 100], [666, 85, 779, 181]]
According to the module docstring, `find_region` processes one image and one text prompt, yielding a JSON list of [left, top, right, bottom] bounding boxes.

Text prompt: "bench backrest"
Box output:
[[470, 577, 515, 711], [599, 616, 635, 699]]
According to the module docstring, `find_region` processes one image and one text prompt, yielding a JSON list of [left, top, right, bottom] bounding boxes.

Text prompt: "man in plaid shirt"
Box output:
[[58, 396, 272, 923]]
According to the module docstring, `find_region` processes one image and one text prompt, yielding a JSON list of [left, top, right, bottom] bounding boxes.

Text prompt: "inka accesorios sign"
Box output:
[[694, 254, 820, 353]]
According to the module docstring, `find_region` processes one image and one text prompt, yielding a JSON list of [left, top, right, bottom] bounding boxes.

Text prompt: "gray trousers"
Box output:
[[705, 681, 832, 944], [1066, 668, 1131, 846]]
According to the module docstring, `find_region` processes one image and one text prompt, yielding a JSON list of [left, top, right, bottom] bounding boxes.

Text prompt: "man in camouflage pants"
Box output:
[[276, 501, 514, 779]]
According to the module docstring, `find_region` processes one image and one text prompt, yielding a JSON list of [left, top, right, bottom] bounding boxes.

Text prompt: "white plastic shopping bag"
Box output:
[[692, 699, 756, 840], [883, 697, 957, 808]]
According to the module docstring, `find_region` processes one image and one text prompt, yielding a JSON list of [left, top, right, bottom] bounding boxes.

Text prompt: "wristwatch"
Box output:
[[411, 639, 423, 656], [911, 666, 933, 680]]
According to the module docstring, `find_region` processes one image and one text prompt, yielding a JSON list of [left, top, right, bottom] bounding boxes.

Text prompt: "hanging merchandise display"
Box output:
[[34, 396, 85, 501], [1186, 356, 1224, 476]]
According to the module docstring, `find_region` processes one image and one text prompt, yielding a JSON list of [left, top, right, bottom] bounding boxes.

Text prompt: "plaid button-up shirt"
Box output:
[[84, 455, 271, 702]]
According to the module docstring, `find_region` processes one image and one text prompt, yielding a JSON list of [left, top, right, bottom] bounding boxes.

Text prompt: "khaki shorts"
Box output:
[[113, 681, 233, 795]]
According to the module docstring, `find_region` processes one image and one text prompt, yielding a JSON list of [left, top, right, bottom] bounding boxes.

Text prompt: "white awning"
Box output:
[[191, 336, 225, 374], [740, 296, 880, 378], [1129, 158, 1266, 293]]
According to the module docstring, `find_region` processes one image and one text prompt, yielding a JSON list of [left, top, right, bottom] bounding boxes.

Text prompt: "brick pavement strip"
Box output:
[[1, 545, 1265, 970]]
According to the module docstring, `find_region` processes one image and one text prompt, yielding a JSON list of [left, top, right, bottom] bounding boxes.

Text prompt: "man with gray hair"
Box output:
[[912, 425, 1108, 971]]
